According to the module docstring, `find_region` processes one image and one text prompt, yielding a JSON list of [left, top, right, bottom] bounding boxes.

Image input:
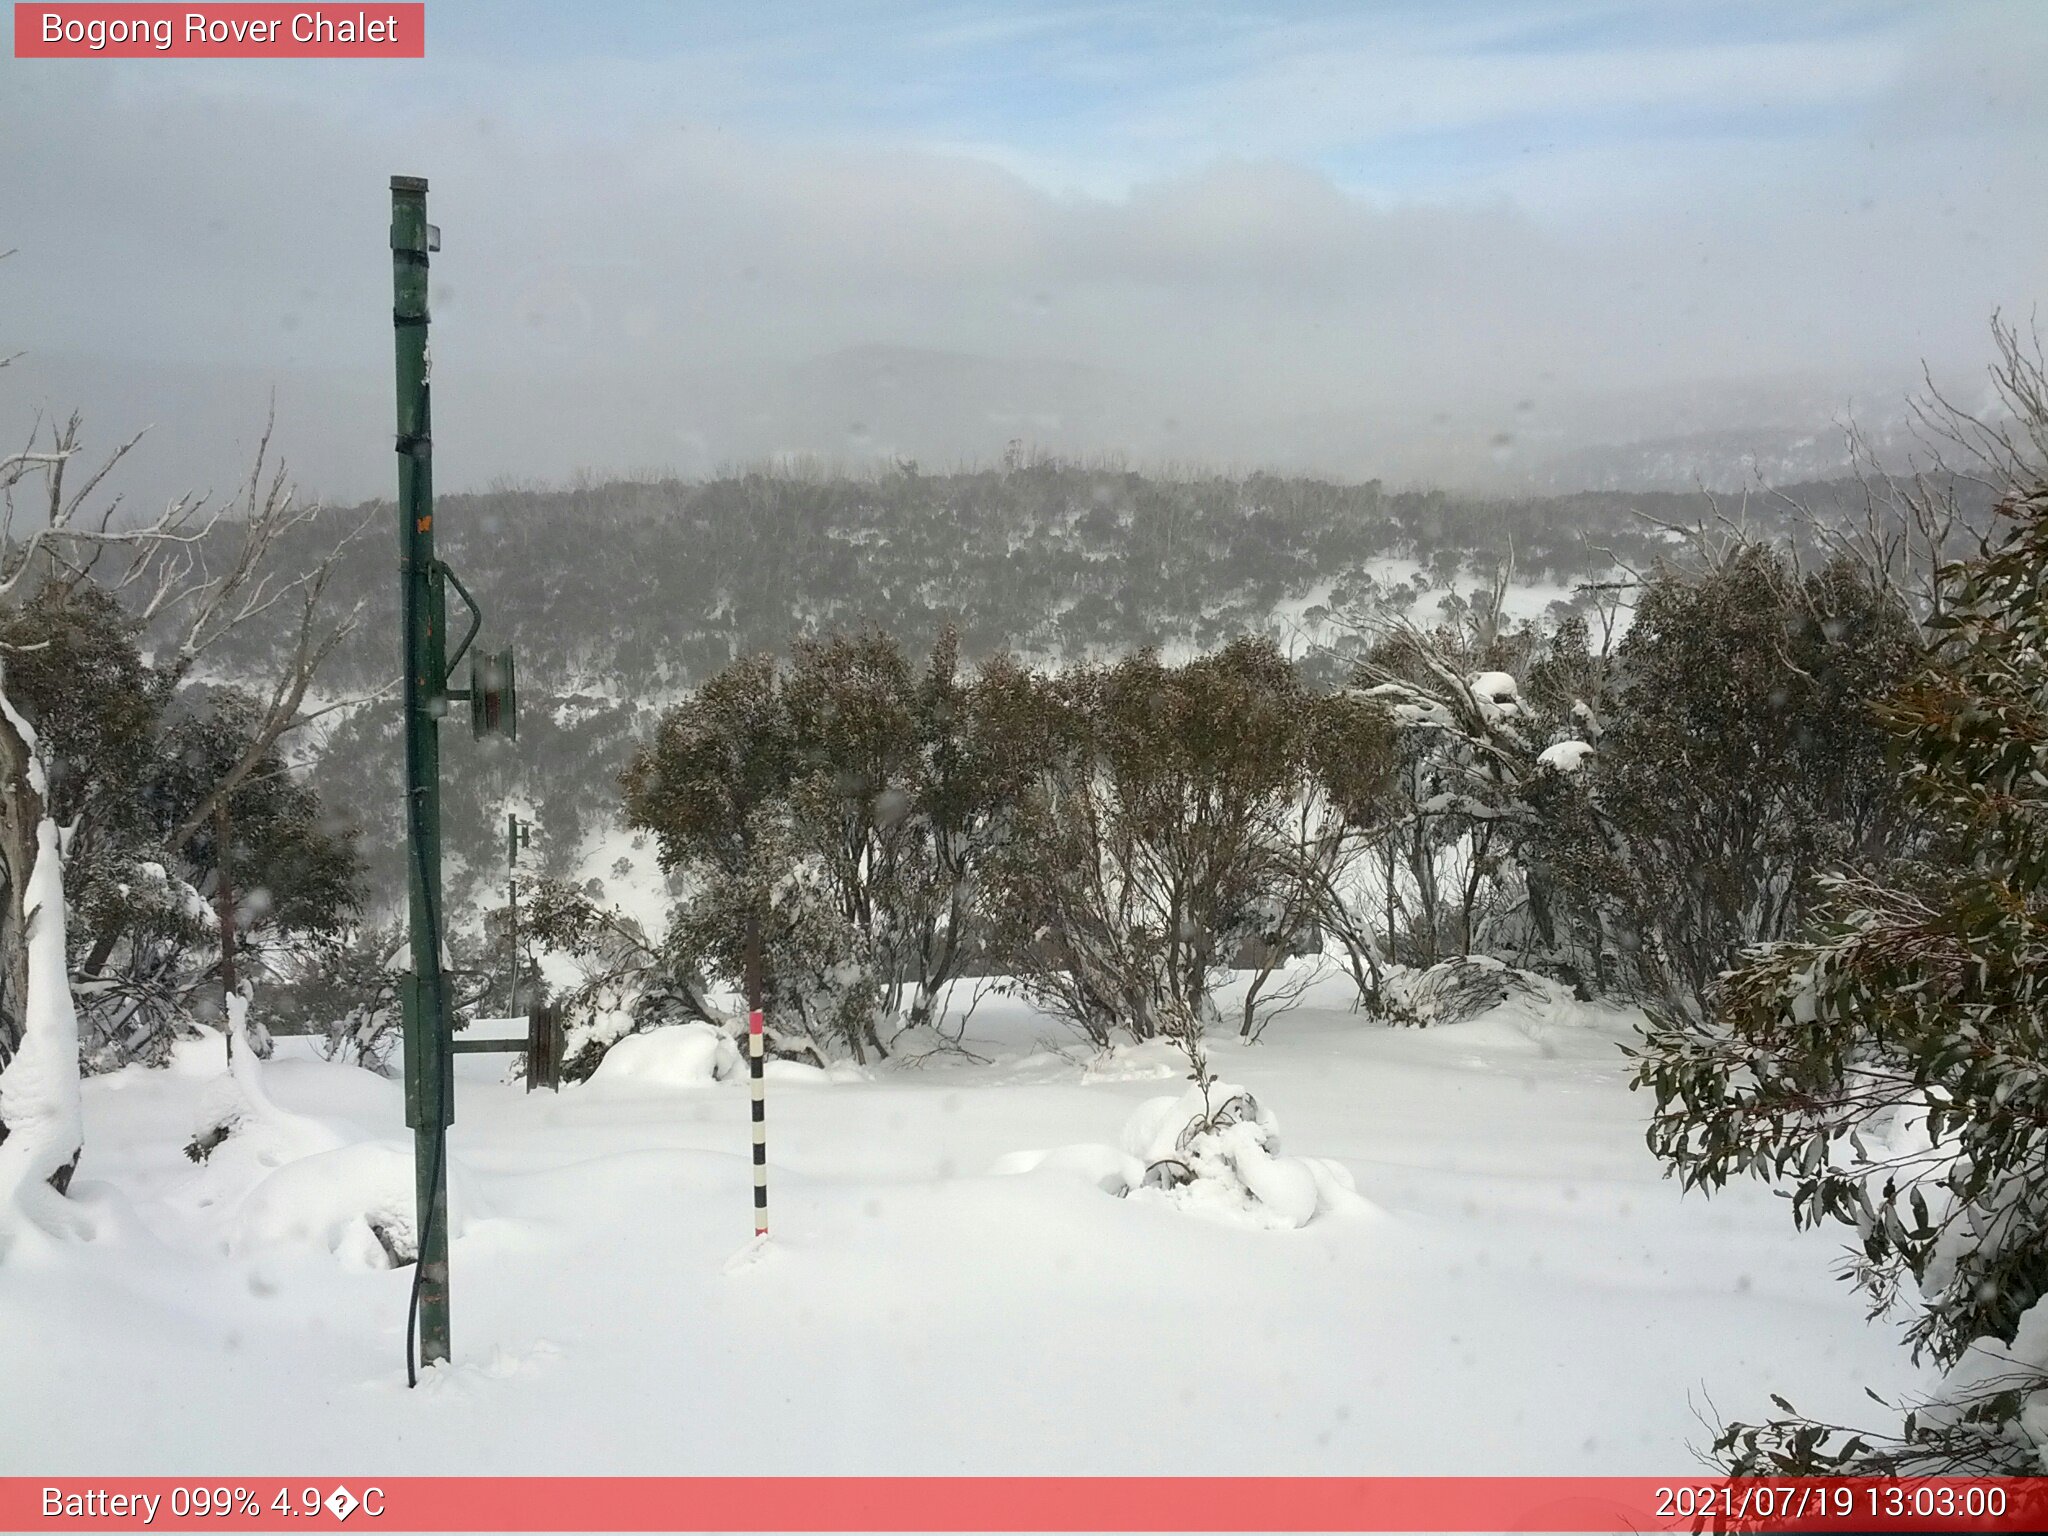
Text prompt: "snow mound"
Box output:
[[763, 1058, 870, 1084], [990, 1142, 1144, 1195], [231, 1139, 483, 1270], [1001, 1082, 1370, 1230], [587, 1023, 740, 1091], [185, 995, 348, 1168], [1080, 1038, 1184, 1083]]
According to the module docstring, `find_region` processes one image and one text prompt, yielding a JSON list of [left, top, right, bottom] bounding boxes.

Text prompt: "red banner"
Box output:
[[13, 4, 424, 58], [6, 1477, 2048, 1532]]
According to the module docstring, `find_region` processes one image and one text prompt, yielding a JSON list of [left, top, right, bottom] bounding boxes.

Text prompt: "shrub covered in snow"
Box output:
[[998, 1082, 1367, 1230], [184, 994, 338, 1164], [1337, 539, 1925, 1020], [270, 923, 408, 1075], [1381, 956, 1551, 1028], [559, 998, 645, 1084], [1346, 617, 1597, 986]]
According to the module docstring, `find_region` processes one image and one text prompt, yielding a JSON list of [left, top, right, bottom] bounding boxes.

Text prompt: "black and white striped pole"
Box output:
[[745, 912, 768, 1239]]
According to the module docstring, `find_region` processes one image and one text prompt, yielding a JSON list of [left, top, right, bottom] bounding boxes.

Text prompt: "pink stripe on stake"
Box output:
[[745, 912, 769, 1242]]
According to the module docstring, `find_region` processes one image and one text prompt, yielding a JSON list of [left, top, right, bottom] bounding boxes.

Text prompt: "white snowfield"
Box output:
[[4, 972, 1915, 1476]]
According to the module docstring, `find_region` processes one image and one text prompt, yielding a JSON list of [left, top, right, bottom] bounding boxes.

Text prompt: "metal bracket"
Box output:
[[437, 561, 483, 676]]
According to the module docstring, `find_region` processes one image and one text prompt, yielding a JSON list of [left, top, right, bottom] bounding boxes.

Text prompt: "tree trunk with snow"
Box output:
[[0, 694, 38, 1061], [0, 679, 84, 1220]]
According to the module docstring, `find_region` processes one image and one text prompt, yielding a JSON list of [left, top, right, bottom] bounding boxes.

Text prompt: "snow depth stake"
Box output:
[[746, 913, 769, 1238]]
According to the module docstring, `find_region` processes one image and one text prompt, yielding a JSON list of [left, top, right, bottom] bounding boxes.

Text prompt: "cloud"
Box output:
[[1, 2, 2043, 501]]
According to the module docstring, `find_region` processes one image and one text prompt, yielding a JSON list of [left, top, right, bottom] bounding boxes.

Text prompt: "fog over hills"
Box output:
[[5, 3, 2040, 514], [7, 334, 1953, 516]]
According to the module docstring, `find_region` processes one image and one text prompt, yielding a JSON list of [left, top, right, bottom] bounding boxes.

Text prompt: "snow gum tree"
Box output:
[[621, 630, 1044, 1063], [609, 653, 795, 1050], [990, 637, 1373, 1044], [1331, 535, 1921, 1022], [1632, 477, 2048, 1474], [1509, 545, 1923, 1020], [0, 271, 365, 1227], [894, 634, 1058, 1030], [1244, 687, 1398, 1028], [0, 584, 362, 1067], [88, 685, 363, 1052]]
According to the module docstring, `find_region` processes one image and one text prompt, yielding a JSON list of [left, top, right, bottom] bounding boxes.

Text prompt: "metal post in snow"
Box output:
[[386, 174, 517, 1370], [506, 812, 528, 1012], [392, 173, 452, 1372], [745, 911, 768, 1239]]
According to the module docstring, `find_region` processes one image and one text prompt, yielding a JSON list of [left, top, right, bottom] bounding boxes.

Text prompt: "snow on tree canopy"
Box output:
[[1467, 671, 1522, 716], [1538, 740, 1594, 773]]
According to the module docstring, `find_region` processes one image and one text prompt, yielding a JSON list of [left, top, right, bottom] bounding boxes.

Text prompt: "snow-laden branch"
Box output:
[[0, 450, 78, 494]]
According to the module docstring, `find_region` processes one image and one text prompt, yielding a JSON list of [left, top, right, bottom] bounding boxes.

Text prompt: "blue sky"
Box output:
[[380, 1, 1930, 197], [2, 1, 2043, 494], [138, 0, 1945, 205]]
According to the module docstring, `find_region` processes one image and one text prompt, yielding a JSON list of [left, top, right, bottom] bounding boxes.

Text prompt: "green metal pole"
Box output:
[[391, 174, 451, 1369]]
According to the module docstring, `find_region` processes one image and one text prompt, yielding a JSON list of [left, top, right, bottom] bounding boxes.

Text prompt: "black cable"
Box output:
[[403, 783, 447, 1390], [404, 1114, 444, 1389]]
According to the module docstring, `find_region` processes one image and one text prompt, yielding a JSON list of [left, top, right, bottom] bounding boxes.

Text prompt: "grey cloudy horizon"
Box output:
[[2, 0, 2044, 508]]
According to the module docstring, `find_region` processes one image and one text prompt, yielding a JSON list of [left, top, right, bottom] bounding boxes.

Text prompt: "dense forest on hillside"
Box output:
[[190, 461, 1995, 908]]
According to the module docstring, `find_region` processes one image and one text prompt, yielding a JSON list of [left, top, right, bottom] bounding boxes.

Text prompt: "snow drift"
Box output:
[[586, 1022, 741, 1091], [232, 1139, 484, 1270]]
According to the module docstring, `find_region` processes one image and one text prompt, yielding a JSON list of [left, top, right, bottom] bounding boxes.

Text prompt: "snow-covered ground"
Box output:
[[4, 972, 1916, 1476]]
